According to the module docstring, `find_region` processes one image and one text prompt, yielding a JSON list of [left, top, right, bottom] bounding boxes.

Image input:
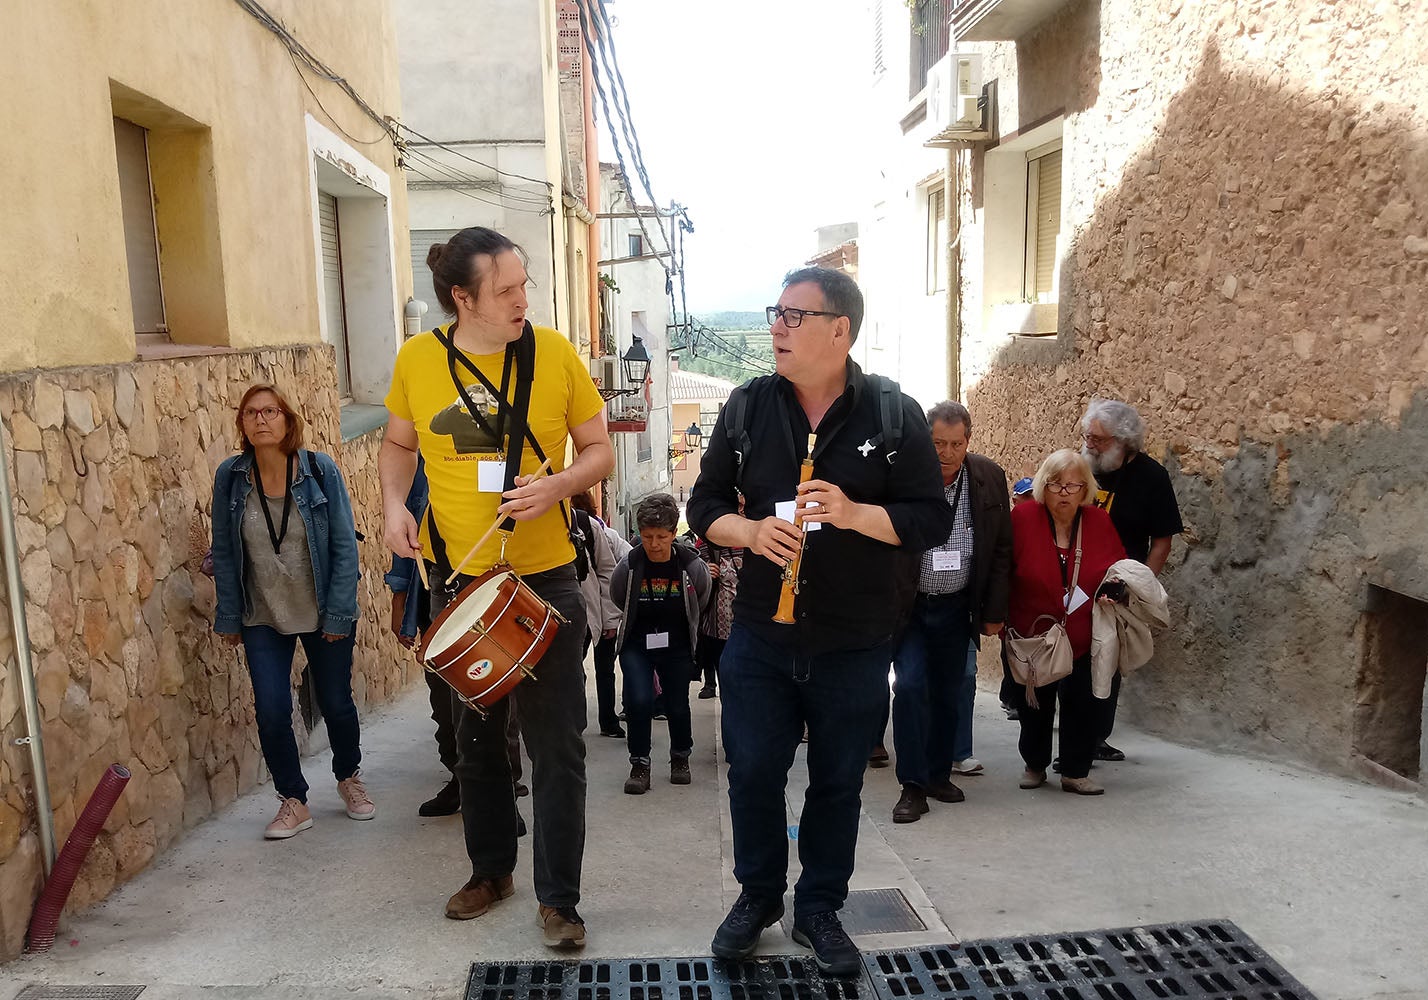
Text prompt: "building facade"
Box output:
[[668, 365, 735, 504], [0, 0, 414, 957], [872, 0, 1428, 785]]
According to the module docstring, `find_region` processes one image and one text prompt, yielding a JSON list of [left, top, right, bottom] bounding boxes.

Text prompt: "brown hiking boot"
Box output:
[[624, 761, 651, 795], [539, 904, 587, 949], [892, 786, 928, 823], [445, 874, 515, 920], [670, 757, 691, 785]]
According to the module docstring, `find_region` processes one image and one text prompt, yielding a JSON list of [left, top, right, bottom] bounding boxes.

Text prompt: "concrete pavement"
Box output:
[[2, 670, 1425, 1000]]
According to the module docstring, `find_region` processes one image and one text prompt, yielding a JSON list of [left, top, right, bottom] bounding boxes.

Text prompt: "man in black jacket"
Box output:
[[890, 401, 1011, 823], [686, 267, 952, 976]]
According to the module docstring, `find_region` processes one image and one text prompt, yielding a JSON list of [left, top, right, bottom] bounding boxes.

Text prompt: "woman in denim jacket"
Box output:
[[211, 384, 372, 839]]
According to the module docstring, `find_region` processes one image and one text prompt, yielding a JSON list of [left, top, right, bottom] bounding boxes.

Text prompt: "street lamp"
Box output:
[[621, 336, 651, 386], [684, 422, 702, 450]]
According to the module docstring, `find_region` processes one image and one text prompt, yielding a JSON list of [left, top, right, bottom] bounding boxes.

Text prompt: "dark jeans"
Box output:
[[696, 634, 725, 690], [1098, 671, 1123, 744], [720, 623, 890, 920], [424, 670, 522, 781], [892, 592, 973, 788], [593, 631, 622, 732], [242, 624, 361, 803], [433, 564, 587, 907], [620, 639, 694, 761], [1013, 652, 1095, 780]]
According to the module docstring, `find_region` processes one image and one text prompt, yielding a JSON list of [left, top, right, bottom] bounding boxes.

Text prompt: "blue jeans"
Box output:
[[720, 623, 891, 920], [620, 640, 693, 762], [242, 624, 361, 803], [892, 592, 973, 788]]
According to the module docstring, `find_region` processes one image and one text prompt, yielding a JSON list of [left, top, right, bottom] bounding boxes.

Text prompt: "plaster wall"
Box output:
[[0, 0, 410, 372]]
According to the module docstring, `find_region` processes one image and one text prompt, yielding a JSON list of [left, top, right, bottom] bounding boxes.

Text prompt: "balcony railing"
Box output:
[[951, 0, 1075, 42], [908, 0, 951, 99]]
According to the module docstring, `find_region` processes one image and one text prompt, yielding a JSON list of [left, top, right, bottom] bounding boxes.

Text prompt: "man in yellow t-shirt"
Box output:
[[380, 227, 613, 949]]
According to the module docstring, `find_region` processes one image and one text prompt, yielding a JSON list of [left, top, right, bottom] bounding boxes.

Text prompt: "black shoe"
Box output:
[[892, 786, 928, 823], [599, 726, 626, 738], [624, 761, 651, 795], [418, 777, 460, 817], [792, 911, 861, 977], [867, 745, 889, 768], [697, 686, 716, 699], [927, 779, 965, 804], [653, 712, 668, 721], [670, 757, 691, 785], [1094, 742, 1126, 762], [514, 782, 529, 798], [711, 891, 785, 960], [517, 810, 528, 837]]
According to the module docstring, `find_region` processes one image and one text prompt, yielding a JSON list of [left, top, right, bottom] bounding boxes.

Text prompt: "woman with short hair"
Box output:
[[211, 384, 372, 837], [609, 493, 711, 794], [1007, 448, 1125, 795]]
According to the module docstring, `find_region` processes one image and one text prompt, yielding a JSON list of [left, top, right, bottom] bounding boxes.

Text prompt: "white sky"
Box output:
[[600, 0, 869, 314]]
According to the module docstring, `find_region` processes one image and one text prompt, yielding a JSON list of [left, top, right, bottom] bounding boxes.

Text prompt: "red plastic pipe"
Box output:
[[26, 763, 131, 952]]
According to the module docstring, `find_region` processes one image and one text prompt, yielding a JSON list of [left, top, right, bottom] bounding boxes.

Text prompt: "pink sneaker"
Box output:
[[338, 772, 376, 820], [264, 796, 313, 839]]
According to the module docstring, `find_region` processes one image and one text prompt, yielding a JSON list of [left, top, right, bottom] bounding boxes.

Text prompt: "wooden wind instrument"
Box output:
[[773, 433, 817, 624]]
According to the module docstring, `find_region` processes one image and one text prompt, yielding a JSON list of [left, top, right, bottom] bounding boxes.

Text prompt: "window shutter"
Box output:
[[411, 228, 461, 328], [318, 192, 351, 394], [113, 118, 166, 335], [1032, 148, 1062, 298]]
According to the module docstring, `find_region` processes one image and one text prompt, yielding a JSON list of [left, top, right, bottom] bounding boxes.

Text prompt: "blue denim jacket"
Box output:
[[211, 449, 360, 636], [383, 459, 429, 641]]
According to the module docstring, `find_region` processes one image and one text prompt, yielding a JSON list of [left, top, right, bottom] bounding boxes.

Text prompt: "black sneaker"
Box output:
[[711, 891, 784, 960], [791, 911, 861, 977], [418, 776, 460, 817], [697, 686, 716, 699]]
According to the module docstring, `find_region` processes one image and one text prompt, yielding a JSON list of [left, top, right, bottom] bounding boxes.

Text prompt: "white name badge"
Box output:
[[646, 632, 670, 650], [774, 499, 823, 530], [478, 460, 506, 493], [932, 550, 962, 572], [1064, 586, 1090, 614]]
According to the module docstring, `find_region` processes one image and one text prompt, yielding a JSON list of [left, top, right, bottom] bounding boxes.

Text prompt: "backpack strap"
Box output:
[[860, 375, 906, 466], [725, 380, 755, 494]]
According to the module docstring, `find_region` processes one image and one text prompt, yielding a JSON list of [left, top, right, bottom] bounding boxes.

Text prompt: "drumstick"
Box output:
[[445, 457, 555, 584], [414, 551, 430, 592]]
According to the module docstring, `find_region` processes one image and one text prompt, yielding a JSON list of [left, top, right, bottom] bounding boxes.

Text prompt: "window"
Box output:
[[319, 193, 352, 395], [1024, 141, 1063, 302], [636, 428, 652, 463], [113, 118, 166, 336], [628, 232, 645, 258], [926, 185, 947, 294], [908, 0, 950, 98]]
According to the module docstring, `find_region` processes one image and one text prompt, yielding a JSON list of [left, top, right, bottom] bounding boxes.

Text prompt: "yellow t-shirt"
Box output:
[[385, 323, 606, 576]]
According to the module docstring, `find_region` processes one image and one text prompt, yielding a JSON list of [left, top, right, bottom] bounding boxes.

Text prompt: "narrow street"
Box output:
[[1, 671, 1424, 1000]]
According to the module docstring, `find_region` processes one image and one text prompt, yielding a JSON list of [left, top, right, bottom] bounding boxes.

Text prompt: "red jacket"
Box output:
[[1009, 502, 1126, 658]]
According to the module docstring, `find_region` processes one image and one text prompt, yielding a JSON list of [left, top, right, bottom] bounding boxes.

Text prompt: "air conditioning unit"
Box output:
[[927, 53, 986, 136]]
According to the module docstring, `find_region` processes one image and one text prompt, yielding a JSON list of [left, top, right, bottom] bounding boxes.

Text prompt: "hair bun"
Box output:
[[426, 243, 447, 269]]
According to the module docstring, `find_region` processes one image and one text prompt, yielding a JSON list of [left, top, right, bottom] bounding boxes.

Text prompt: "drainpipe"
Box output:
[[945, 143, 964, 399], [0, 421, 56, 876]]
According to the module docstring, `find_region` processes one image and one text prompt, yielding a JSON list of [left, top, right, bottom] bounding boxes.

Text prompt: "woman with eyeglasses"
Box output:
[[210, 384, 372, 838], [1007, 448, 1125, 795]]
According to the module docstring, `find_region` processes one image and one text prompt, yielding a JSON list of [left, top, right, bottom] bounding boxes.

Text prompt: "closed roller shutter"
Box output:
[[319, 192, 351, 395], [114, 118, 166, 335], [411, 228, 461, 331], [1031, 148, 1062, 299]]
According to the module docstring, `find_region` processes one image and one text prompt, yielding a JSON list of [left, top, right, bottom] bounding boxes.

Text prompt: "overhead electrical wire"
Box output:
[[397, 124, 555, 191], [403, 147, 553, 211]]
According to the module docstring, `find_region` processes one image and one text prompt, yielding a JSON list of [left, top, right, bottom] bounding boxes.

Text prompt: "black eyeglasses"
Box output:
[[767, 305, 842, 329]]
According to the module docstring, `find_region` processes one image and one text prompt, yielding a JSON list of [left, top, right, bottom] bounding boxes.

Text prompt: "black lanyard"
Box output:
[[1046, 506, 1082, 594], [252, 453, 295, 554], [434, 327, 518, 452]]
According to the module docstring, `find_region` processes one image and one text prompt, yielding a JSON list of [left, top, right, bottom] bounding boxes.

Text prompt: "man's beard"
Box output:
[[1083, 441, 1126, 475]]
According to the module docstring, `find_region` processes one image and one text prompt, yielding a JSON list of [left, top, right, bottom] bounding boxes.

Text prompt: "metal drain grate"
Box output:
[[465, 955, 874, 1000], [809, 888, 926, 936], [863, 920, 1314, 999], [465, 920, 1313, 1000], [14, 988, 146, 1000]]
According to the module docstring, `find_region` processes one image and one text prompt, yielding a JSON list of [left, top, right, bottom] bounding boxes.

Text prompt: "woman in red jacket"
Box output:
[[1008, 449, 1126, 795]]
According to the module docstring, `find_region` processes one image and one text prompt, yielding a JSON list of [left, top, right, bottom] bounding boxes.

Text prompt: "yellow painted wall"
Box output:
[[0, 0, 411, 372]]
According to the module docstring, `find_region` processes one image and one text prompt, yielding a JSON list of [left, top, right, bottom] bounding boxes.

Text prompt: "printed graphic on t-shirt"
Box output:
[[1094, 489, 1114, 513], [428, 386, 501, 455], [640, 577, 682, 601]]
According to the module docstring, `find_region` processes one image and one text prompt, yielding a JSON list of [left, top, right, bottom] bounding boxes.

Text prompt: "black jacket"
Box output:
[[609, 541, 711, 654], [686, 361, 953, 653], [961, 452, 1013, 628]]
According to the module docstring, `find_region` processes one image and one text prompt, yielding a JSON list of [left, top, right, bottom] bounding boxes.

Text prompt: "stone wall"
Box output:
[[0, 345, 418, 958], [962, 0, 1428, 777]]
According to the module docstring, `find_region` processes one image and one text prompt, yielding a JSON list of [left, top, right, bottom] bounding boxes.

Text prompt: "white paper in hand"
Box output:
[[775, 499, 823, 530]]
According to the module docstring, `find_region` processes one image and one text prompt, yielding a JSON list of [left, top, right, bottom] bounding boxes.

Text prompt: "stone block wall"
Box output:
[[962, 0, 1428, 776], [0, 345, 418, 958]]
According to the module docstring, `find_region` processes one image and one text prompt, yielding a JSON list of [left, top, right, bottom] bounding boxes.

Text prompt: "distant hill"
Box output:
[[697, 311, 767, 331]]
